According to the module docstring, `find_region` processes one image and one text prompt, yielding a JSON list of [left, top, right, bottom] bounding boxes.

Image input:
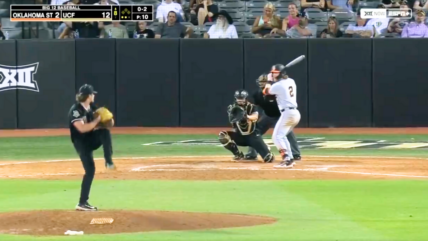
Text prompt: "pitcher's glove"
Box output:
[[94, 107, 114, 128], [228, 105, 246, 123]]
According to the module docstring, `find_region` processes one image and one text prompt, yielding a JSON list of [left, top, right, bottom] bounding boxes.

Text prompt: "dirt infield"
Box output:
[[1, 156, 428, 180], [2, 127, 428, 137], [0, 210, 276, 236]]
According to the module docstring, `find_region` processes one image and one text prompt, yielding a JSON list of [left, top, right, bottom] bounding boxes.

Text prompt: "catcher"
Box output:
[[68, 84, 115, 212], [219, 89, 275, 163]]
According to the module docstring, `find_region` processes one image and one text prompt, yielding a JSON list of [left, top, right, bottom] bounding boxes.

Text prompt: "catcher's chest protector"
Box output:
[[233, 103, 257, 136]]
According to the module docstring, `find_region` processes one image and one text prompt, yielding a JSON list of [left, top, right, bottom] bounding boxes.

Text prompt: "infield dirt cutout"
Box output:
[[0, 210, 276, 236]]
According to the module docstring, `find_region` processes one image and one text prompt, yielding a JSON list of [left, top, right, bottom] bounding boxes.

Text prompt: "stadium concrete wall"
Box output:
[[0, 39, 426, 129]]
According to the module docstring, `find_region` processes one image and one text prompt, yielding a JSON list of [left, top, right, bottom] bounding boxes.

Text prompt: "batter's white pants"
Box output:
[[272, 109, 301, 160]]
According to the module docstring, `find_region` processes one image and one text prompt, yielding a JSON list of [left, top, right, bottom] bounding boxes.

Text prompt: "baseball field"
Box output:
[[1, 127, 428, 240]]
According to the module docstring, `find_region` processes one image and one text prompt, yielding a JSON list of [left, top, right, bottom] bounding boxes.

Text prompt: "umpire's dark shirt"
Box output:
[[253, 89, 280, 118], [68, 103, 95, 144]]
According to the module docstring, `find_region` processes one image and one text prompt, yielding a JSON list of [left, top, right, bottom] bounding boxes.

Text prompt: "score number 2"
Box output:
[[102, 12, 111, 18]]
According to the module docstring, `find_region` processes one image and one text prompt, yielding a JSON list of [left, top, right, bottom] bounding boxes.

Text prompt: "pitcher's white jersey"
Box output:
[[269, 78, 298, 110]]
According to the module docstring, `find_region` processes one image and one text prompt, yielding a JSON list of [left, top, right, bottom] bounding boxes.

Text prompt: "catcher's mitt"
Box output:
[[228, 105, 246, 123], [94, 107, 114, 128]]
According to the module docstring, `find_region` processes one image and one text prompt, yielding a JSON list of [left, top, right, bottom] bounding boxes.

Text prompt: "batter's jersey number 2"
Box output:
[[289, 86, 294, 97]]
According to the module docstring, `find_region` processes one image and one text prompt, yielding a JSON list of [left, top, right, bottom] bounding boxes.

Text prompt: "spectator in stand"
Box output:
[[320, 16, 343, 37], [285, 15, 316, 38], [271, 3, 299, 35], [366, 5, 390, 36], [0, 23, 4, 40], [387, 1, 410, 34], [382, 0, 401, 8], [326, 0, 353, 11], [94, 0, 117, 5], [135, 21, 155, 38], [252, 2, 282, 38], [51, 0, 118, 4], [344, 13, 374, 38], [401, 9, 428, 37], [190, 0, 219, 28], [65, 21, 101, 38], [203, 10, 238, 38], [56, 0, 79, 39], [156, 0, 185, 23], [155, 11, 192, 38], [100, 22, 128, 38], [411, 0, 428, 9], [300, 0, 325, 14]]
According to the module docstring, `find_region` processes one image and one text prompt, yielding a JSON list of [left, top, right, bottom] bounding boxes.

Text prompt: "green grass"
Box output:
[[1, 180, 428, 241], [1, 133, 428, 240], [0, 134, 428, 160]]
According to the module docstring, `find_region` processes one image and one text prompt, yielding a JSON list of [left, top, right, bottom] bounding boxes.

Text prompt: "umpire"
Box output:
[[245, 73, 301, 160], [68, 84, 115, 211]]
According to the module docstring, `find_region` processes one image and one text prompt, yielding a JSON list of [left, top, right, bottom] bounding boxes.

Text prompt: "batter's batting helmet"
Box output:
[[270, 64, 287, 81]]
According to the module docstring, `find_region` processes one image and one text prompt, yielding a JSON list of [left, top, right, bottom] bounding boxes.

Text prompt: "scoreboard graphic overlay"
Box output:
[[10, 5, 153, 22]]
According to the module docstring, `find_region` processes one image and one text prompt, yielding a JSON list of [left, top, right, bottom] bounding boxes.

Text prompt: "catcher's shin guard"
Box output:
[[219, 131, 240, 155], [263, 152, 275, 163]]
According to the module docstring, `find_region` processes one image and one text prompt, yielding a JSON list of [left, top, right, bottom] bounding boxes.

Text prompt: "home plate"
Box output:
[[90, 218, 114, 225]]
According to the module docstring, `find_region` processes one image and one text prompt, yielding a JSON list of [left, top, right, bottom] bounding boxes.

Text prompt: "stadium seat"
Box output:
[[357, 0, 382, 8], [234, 22, 252, 33], [230, 12, 244, 21], [6, 29, 22, 39], [304, 8, 328, 22], [329, 9, 354, 21], [148, 22, 160, 31], [246, 1, 266, 8], [119, 0, 132, 5], [277, 9, 289, 16], [339, 21, 353, 31], [0, 0, 7, 8], [246, 10, 263, 19], [125, 22, 136, 31], [0, 9, 9, 18], [313, 21, 327, 36], [1, 18, 21, 29], [218, 1, 246, 10], [181, 22, 195, 29], [274, 2, 289, 8]]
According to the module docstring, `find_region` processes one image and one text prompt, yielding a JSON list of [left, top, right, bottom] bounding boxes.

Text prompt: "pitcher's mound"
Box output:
[[0, 210, 277, 236]]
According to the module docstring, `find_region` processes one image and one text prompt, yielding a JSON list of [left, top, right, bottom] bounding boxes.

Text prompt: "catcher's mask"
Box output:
[[270, 64, 286, 81], [234, 89, 248, 106], [256, 73, 268, 89]]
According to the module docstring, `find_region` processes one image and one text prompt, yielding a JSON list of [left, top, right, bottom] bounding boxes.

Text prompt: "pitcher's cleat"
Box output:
[[106, 163, 117, 170], [76, 202, 98, 211]]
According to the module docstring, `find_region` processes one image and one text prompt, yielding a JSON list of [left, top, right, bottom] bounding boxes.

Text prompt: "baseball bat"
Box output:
[[285, 55, 306, 68]]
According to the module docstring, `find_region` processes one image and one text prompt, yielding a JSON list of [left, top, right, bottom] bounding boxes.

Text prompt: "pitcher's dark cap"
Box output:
[[78, 84, 97, 95]]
